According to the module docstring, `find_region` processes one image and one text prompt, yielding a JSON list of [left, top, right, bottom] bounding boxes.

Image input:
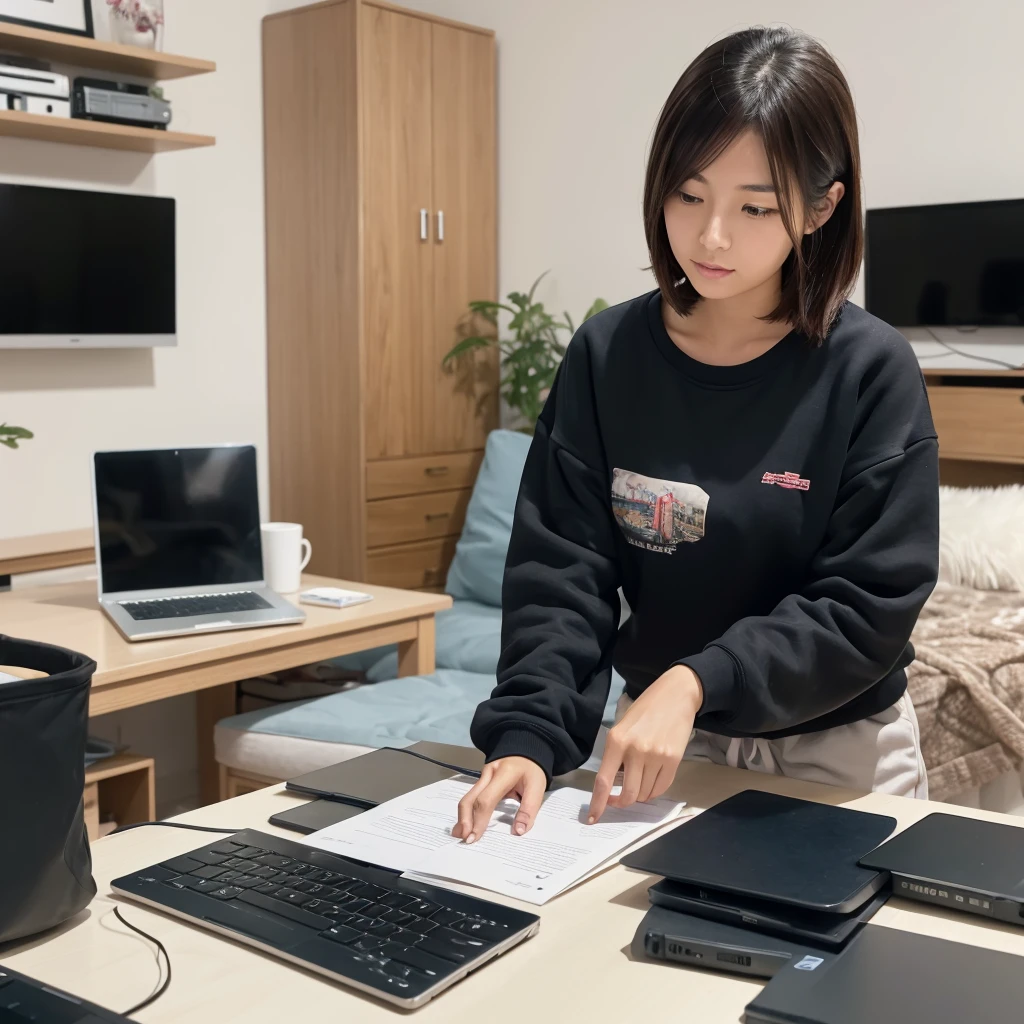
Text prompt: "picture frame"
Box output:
[[0, 0, 93, 38]]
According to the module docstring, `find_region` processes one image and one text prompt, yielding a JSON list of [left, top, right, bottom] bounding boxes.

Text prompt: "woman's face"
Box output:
[[662, 130, 799, 303]]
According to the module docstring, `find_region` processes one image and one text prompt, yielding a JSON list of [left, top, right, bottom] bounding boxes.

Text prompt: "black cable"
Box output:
[[380, 745, 482, 778], [113, 906, 172, 1017], [924, 327, 1022, 370], [111, 821, 243, 835]]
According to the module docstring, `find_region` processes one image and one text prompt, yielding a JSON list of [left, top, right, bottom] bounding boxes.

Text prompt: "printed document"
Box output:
[[305, 776, 689, 905]]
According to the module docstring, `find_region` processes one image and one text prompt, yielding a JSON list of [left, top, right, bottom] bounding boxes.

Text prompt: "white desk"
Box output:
[[6, 761, 1024, 1022]]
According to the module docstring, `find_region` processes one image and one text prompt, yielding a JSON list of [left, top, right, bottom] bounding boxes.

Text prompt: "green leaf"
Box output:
[[441, 336, 494, 364], [582, 297, 609, 322], [526, 270, 550, 305], [0, 424, 33, 449]]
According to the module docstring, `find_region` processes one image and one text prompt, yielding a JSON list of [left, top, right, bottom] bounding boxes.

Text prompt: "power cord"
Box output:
[[111, 821, 242, 835], [923, 327, 1022, 371], [380, 745, 482, 778], [112, 906, 172, 1017]]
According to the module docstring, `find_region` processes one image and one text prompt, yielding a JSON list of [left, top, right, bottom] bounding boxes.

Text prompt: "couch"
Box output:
[[214, 430, 626, 796]]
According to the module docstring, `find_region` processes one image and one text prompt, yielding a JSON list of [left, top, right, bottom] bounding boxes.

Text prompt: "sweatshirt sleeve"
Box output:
[[679, 431, 940, 735], [470, 337, 622, 782]]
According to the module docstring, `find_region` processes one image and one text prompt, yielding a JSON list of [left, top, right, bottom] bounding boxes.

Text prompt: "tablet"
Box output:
[[622, 790, 895, 913]]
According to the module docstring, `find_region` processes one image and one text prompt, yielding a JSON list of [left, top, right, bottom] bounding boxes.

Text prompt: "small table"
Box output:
[[5, 760, 1024, 1023], [0, 574, 451, 802]]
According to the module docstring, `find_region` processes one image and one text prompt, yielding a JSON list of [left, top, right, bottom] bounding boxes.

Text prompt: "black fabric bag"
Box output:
[[0, 635, 97, 944]]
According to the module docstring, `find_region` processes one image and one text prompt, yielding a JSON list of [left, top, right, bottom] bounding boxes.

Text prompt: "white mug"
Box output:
[[261, 522, 312, 594]]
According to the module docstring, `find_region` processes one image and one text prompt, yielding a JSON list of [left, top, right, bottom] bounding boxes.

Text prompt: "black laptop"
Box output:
[[0, 964, 131, 1022], [632, 905, 835, 979], [744, 924, 1024, 1024], [623, 790, 896, 913], [859, 812, 1024, 925], [649, 879, 888, 949]]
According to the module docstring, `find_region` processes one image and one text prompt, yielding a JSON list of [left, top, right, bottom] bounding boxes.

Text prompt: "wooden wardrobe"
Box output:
[[263, 0, 497, 589]]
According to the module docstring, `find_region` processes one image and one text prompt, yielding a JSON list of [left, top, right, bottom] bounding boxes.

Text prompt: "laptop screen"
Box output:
[[93, 446, 263, 595]]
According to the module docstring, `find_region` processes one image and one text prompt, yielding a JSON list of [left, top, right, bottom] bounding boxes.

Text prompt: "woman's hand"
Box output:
[[452, 756, 547, 844], [588, 665, 703, 824]]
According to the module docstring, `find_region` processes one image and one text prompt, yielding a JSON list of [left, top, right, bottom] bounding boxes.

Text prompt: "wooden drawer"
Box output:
[[366, 538, 458, 590], [928, 386, 1024, 463], [367, 488, 471, 548], [366, 450, 483, 500]]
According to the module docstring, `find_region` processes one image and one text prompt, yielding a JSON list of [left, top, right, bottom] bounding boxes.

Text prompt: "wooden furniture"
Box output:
[[925, 369, 1024, 486], [84, 753, 155, 842], [0, 574, 450, 805], [7, 762, 1024, 1022], [0, 528, 94, 578], [0, 20, 215, 153], [264, 0, 497, 594]]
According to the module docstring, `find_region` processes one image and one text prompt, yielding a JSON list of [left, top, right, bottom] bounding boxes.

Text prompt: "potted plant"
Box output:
[[0, 424, 32, 449], [442, 272, 607, 432]]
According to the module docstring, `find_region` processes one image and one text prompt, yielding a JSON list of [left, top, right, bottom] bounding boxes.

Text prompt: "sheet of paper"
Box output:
[[305, 776, 688, 905]]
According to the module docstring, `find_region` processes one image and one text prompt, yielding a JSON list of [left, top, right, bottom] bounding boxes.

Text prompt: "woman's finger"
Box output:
[[609, 750, 644, 809], [467, 767, 517, 842], [637, 760, 664, 805], [588, 734, 623, 824], [649, 756, 682, 801], [512, 766, 546, 835], [453, 763, 493, 838]]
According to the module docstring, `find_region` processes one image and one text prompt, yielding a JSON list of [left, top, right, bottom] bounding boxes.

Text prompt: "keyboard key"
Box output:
[[192, 865, 228, 880], [391, 927, 426, 946], [320, 872, 351, 886], [272, 888, 312, 907], [237, 889, 332, 929], [288, 863, 314, 876], [190, 879, 227, 893], [431, 908, 466, 928], [231, 860, 262, 873], [349, 882, 388, 901], [192, 850, 231, 866], [322, 924, 362, 945], [162, 855, 205, 874], [339, 898, 373, 915], [406, 918, 438, 936], [210, 841, 245, 855], [210, 886, 244, 900], [347, 915, 375, 932], [229, 875, 262, 889], [304, 899, 336, 914], [164, 876, 191, 890], [379, 961, 413, 980], [419, 928, 490, 964], [220, 857, 246, 868], [380, 892, 416, 909], [234, 846, 266, 859], [256, 854, 293, 868], [305, 869, 335, 883], [250, 866, 282, 879], [351, 936, 388, 953], [380, 909, 414, 926], [253, 881, 280, 894], [363, 903, 391, 919], [406, 899, 442, 918], [381, 942, 454, 979], [452, 918, 511, 943], [216, 871, 242, 883], [366, 921, 399, 938]]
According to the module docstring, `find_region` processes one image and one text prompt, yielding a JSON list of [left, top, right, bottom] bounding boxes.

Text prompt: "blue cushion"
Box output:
[[219, 670, 498, 749], [445, 429, 531, 607]]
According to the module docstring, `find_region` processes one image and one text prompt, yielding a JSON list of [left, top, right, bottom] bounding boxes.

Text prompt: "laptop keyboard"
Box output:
[[112, 830, 538, 1006], [120, 591, 272, 621]]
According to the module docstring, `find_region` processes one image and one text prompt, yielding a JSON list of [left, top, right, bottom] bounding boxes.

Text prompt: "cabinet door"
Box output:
[[362, 5, 434, 459], [429, 22, 499, 452]]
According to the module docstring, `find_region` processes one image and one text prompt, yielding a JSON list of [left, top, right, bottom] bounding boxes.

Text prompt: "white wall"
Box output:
[[3, 0, 1021, 809]]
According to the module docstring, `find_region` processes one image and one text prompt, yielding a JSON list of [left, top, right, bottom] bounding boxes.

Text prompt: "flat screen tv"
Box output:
[[0, 184, 175, 348], [865, 197, 1024, 329]]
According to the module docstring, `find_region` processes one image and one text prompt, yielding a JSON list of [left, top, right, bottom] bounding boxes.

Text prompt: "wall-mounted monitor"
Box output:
[[0, 184, 175, 348], [865, 197, 1024, 329]]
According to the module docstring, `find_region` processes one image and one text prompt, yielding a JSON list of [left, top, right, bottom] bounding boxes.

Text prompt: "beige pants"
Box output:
[[613, 691, 928, 799]]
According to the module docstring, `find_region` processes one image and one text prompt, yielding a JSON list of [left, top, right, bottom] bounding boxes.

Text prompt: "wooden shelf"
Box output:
[[84, 753, 156, 842], [0, 109, 214, 152], [0, 21, 215, 80]]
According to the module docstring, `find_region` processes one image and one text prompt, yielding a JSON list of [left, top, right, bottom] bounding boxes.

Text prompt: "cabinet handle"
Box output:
[[436, 209, 445, 242], [425, 511, 450, 522], [419, 208, 429, 241], [424, 465, 449, 477]]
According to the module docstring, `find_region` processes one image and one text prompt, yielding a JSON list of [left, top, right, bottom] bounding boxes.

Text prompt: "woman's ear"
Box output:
[[804, 181, 845, 234]]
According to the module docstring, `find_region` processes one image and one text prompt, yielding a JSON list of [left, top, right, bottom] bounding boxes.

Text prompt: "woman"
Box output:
[[454, 26, 938, 842]]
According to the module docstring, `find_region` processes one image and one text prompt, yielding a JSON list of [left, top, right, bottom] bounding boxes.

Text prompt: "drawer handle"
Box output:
[[425, 512, 450, 522], [424, 466, 450, 477]]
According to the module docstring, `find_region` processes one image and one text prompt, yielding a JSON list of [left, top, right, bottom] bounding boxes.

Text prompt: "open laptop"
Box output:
[[92, 445, 304, 641]]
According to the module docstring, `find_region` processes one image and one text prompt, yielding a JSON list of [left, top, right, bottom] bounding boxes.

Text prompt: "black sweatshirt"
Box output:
[[471, 291, 940, 782]]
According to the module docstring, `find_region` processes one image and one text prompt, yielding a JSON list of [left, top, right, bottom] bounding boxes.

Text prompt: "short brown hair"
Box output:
[[643, 26, 863, 344]]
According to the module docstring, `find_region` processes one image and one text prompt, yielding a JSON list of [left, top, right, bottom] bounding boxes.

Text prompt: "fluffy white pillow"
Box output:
[[939, 485, 1024, 591]]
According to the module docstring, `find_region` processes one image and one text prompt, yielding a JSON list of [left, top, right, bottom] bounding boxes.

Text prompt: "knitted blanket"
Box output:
[[908, 583, 1024, 800]]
